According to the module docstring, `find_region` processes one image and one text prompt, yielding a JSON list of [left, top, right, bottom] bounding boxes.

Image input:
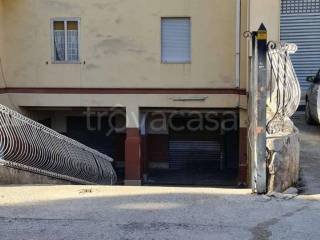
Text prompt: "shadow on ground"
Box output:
[[293, 112, 320, 195]]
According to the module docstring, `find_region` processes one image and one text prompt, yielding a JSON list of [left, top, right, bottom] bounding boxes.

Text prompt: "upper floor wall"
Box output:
[[0, 0, 280, 91], [2, 0, 238, 89]]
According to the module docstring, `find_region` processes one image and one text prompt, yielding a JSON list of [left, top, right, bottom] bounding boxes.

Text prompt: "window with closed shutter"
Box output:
[[161, 18, 191, 63]]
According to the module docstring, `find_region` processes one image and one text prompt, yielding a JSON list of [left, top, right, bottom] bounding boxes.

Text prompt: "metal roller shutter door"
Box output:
[[168, 140, 224, 171], [281, 0, 320, 91]]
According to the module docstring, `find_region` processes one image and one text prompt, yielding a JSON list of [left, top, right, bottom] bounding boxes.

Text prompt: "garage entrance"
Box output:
[[144, 110, 239, 186]]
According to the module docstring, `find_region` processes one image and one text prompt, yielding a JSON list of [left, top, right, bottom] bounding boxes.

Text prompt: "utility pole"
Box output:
[[250, 24, 268, 194]]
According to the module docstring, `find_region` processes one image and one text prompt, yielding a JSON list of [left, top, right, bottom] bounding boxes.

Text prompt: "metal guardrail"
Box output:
[[0, 104, 117, 185]]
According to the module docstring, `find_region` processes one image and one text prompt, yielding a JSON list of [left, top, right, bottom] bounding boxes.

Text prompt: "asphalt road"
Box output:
[[293, 112, 320, 195]]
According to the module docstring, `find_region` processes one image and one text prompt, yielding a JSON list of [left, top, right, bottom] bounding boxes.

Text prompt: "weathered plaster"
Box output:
[[2, 0, 237, 89]]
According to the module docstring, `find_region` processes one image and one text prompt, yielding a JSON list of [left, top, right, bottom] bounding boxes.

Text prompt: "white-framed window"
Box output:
[[51, 18, 80, 63], [161, 17, 191, 63]]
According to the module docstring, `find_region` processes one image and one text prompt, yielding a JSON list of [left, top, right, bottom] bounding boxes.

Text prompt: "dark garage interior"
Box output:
[[31, 108, 239, 186], [143, 110, 239, 186]]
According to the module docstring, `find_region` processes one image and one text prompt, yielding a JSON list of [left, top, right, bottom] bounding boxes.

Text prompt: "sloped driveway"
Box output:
[[0, 185, 319, 240]]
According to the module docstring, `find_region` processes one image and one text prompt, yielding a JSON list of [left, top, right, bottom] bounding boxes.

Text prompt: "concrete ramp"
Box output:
[[0, 104, 117, 185]]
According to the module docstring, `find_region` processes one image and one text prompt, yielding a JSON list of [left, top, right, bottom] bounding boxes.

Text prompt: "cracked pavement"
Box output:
[[0, 113, 319, 240]]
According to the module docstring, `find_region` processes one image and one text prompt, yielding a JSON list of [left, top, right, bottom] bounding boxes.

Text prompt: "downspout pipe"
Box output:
[[236, 0, 241, 88]]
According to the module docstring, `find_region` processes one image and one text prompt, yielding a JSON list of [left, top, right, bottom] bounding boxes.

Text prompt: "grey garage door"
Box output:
[[168, 117, 225, 171], [168, 139, 224, 171]]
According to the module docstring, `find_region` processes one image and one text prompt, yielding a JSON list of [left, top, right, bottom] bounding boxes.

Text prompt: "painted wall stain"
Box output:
[[115, 17, 122, 24], [141, 76, 148, 81], [86, 64, 100, 71], [127, 48, 145, 54], [144, 57, 157, 63], [97, 38, 127, 55], [45, 0, 76, 11], [92, 0, 125, 11], [95, 38, 145, 56]]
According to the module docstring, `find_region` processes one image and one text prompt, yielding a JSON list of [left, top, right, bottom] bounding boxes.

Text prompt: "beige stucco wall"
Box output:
[[0, 94, 14, 109], [12, 93, 241, 128], [0, 0, 16, 108], [2, 0, 237, 89], [250, 0, 281, 41], [10, 93, 240, 108]]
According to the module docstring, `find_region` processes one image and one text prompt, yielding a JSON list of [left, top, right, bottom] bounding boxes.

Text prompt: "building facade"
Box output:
[[0, 0, 280, 186]]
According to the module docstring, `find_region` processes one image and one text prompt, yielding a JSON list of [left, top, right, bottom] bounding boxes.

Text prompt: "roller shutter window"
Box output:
[[281, 0, 320, 90], [168, 140, 224, 171], [161, 18, 191, 63]]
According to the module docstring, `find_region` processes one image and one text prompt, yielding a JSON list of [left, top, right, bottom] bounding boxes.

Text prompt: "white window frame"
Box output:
[[161, 17, 192, 64], [51, 17, 81, 64]]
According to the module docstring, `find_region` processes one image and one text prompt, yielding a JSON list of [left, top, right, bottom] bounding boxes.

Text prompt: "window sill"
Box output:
[[52, 61, 81, 64], [161, 61, 191, 64]]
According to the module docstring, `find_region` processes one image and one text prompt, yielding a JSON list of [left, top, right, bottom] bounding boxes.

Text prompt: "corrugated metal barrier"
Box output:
[[281, 0, 320, 90]]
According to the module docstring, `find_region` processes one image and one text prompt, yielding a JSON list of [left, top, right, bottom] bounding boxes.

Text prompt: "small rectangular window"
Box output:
[[161, 18, 191, 63], [52, 18, 80, 63]]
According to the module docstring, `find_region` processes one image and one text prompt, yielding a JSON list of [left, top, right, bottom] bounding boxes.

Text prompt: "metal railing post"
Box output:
[[250, 31, 258, 193], [249, 24, 268, 194], [255, 24, 268, 193]]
